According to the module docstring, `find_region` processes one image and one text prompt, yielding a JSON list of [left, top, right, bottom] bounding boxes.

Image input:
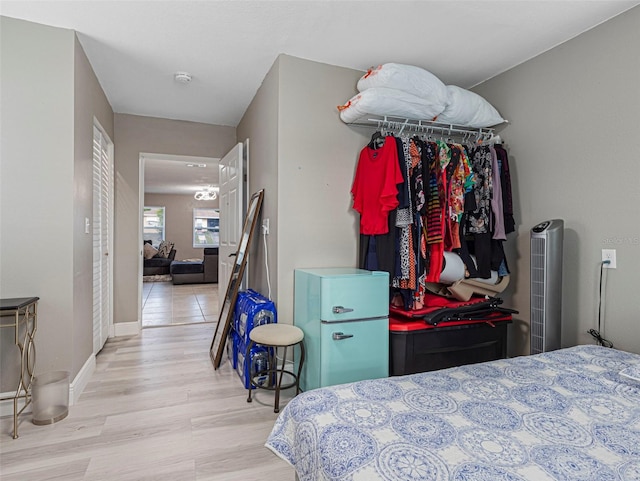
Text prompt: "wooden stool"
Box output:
[[246, 324, 305, 413]]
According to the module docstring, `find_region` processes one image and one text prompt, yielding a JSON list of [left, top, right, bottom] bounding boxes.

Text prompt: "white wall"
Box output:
[[237, 55, 368, 325], [276, 56, 369, 324], [73, 35, 114, 375], [1, 17, 74, 389], [237, 57, 280, 298], [0, 17, 113, 390], [113, 114, 236, 328], [473, 6, 640, 354]]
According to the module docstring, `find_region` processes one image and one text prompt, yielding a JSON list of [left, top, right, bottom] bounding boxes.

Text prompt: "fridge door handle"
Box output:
[[332, 306, 354, 314], [332, 332, 354, 341]]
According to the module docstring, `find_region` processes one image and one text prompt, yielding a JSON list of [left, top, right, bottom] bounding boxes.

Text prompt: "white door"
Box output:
[[92, 124, 113, 354], [218, 143, 243, 307]]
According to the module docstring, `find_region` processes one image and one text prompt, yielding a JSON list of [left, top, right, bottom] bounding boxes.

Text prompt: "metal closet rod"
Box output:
[[354, 115, 499, 139]]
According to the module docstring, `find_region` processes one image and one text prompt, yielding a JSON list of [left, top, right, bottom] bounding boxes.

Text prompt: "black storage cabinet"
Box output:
[[389, 316, 511, 376]]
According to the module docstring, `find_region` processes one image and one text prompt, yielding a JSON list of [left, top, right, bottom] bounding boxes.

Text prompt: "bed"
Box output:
[[266, 345, 640, 481]]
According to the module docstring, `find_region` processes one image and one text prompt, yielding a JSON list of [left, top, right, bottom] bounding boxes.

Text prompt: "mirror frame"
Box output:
[[209, 189, 264, 369]]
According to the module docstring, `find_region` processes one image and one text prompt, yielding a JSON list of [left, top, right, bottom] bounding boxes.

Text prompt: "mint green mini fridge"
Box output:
[[294, 267, 389, 392]]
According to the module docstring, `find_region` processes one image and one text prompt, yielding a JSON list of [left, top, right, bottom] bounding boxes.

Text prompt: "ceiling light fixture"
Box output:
[[186, 163, 207, 168], [174, 71, 192, 84], [194, 186, 218, 201]]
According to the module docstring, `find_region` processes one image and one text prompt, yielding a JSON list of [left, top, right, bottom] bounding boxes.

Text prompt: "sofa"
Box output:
[[143, 240, 176, 276], [170, 248, 219, 285]]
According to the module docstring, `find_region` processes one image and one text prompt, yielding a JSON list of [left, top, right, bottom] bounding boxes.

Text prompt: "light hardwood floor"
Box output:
[[0, 322, 296, 480]]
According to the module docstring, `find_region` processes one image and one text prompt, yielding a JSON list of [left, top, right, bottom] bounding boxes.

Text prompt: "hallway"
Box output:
[[0, 322, 295, 480], [142, 280, 219, 328]]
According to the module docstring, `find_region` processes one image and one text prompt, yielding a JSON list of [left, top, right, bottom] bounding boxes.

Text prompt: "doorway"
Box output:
[[139, 153, 220, 328]]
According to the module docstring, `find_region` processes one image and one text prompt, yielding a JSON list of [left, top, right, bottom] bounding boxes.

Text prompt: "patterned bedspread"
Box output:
[[266, 345, 640, 481]]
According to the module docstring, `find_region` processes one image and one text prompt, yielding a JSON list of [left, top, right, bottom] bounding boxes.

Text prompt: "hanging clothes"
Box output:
[[352, 128, 515, 312], [358, 209, 397, 276], [394, 137, 414, 287], [466, 145, 493, 235], [444, 144, 472, 250], [489, 145, 506, 241], [351, 136, 403, 235], [394, 138, 423, 291], [493, 143, 515, 234], [424, 141, 442, 250], [458, 143, 512, 279]]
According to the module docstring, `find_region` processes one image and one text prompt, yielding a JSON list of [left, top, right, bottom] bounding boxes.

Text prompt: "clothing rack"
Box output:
[[351, 115, 500, 144]]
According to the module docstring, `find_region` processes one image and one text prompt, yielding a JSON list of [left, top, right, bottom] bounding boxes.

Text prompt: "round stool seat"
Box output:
[[249, 324, 304, 347], [246, 323, 306, 413]]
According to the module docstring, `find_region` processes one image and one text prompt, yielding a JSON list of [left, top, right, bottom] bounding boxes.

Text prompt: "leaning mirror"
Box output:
[[209, 189, 264, 369]]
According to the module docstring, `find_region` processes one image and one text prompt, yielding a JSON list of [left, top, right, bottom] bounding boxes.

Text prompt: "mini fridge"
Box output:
[[294, 267, 389, 392]]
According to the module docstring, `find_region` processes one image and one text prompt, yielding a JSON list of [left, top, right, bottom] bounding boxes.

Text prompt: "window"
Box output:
[[193, 208, 219, 248], [143, 206, 165, 246]]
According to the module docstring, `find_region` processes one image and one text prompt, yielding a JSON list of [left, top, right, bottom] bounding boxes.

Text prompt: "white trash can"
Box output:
[[32, 371, 69, 425]]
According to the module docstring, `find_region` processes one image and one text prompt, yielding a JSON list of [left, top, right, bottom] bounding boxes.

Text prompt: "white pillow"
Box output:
[[143, 243, 158, 260], [157, 240, 174, 258], [436, 85, 504, 128], [338, 87, 446, 124], [357, 63, 449, 110]]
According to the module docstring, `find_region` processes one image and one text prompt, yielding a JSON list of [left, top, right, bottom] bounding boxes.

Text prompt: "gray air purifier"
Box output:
[[530, 219, 564, 354]]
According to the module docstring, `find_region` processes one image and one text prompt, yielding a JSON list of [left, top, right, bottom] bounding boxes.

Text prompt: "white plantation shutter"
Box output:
[[92, 125, 113, 353]]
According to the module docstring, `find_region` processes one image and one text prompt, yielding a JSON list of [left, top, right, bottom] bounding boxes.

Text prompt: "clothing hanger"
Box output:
[[472, 131, 486, 148], [368, 121, 385, 149], [368, 131, 384, 149]]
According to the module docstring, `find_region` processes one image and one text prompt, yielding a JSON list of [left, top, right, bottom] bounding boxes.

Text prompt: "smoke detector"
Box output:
[[174, 72, 192, 84]]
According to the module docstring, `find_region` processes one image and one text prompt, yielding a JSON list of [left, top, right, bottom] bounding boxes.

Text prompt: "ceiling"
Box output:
[[141, 154, 219, 196], [3, 0, 638, 193]]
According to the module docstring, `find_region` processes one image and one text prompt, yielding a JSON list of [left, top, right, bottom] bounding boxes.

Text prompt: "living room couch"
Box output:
[[143, 240, 176, 276], [170, 248, 218, 285], [143, 248, 176, 276]]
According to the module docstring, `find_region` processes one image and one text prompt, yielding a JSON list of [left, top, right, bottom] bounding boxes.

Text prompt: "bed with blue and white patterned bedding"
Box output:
[[266, 345, 640, 480]]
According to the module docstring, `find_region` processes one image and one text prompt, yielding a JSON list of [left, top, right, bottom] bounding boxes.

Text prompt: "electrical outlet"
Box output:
[[602, 249, 616, 269], [262, 218, 270, 235]]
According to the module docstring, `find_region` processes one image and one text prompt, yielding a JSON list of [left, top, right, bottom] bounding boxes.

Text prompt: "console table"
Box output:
[[0, 297, 38, 438]]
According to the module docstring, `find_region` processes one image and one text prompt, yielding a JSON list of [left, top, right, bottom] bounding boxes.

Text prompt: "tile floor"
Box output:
[[142, 280, 219, 327]]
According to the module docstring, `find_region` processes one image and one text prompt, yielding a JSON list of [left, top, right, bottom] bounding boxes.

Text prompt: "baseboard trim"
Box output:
[[113, 321, 140, 337], [1, 353, 97, 417], [69, 354, 96, 406]]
